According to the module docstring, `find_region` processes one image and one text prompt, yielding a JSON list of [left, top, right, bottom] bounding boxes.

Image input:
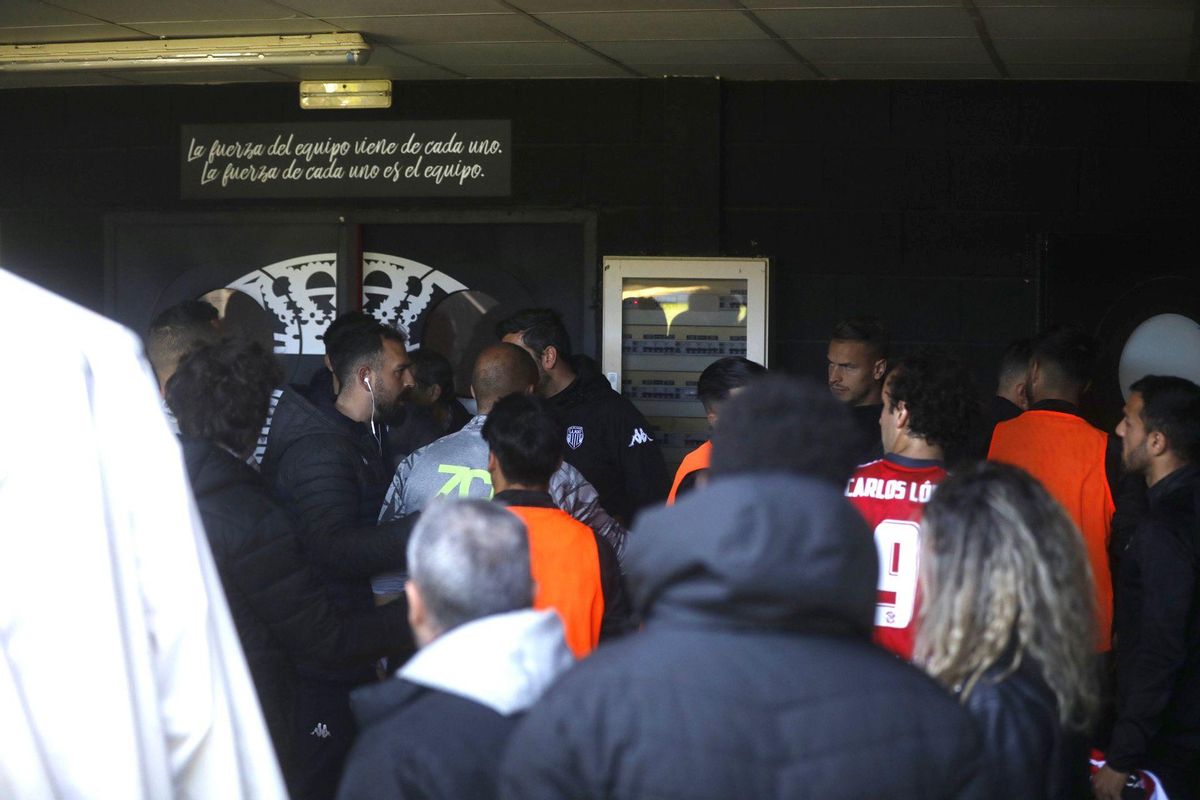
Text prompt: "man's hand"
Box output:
[[1092, 765, 1128, 800]]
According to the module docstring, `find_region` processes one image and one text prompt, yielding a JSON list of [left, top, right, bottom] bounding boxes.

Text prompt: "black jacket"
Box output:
[[499, 474, 991, 800], [963, 656, 1090, 799], [260, 386, 415, 611], [493, 489, 632, 641], [546, 361, 669, 525], [337, 681, 516, 800], [1109, 464, 1200, 779], [849, 401, 886, 465], [181, 438, 413, 763]]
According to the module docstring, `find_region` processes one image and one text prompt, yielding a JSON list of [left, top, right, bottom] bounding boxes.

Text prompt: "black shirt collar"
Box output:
[[493, 489, 557, 509], [884, 453, 945, 470], [1030, 399, 1082, 417]]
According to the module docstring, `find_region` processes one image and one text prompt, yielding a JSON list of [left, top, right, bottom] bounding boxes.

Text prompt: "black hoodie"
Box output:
[[500, 473, 992, 800], [546, 357, 669, 526]]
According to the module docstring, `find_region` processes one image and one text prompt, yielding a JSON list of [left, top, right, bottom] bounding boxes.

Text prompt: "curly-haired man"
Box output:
[[843, 349, 979, 659]]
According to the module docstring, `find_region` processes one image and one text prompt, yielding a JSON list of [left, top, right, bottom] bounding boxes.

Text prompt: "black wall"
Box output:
[[2, 78, 1198, 411]]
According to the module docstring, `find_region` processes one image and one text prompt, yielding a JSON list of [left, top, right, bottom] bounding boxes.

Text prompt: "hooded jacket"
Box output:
[[546, 359, 670, 527], [182, 437, 414, 767], [260, 386, 415, 612], [500, 473, 991, 800], [337, 610, 573, 800]]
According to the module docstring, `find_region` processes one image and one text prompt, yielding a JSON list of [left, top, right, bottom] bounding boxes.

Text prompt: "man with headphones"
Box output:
[[259, 320, 418, 800]]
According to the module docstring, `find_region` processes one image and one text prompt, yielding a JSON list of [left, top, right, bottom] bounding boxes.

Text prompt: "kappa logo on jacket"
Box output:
[[310, 722, 331, 738], [628, 428, 653, 447], [567, 425, 585, 450]]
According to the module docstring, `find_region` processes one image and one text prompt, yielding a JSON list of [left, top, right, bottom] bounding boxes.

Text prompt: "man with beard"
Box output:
[[260, 321, 419, 800], [498, 308, 669, 526], [1094, 376, 1200, 800]]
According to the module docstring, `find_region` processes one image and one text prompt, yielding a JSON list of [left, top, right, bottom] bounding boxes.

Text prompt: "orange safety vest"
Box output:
[[667, 440, 712, 505], [505, 505, 605, 658], [988, 410, 1115, 650]]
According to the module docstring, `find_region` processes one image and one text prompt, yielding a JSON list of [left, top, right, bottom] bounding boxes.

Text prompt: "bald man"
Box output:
[[374, 345, 627, 595]]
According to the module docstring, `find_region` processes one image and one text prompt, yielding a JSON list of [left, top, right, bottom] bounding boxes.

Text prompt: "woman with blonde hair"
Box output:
[[915, 461, 1100, 799]]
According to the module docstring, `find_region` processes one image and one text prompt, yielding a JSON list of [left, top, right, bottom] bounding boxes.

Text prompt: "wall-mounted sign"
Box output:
[[180, 120, 511, 199]]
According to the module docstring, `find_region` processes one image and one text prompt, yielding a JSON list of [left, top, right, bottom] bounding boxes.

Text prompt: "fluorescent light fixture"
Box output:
[[0, 34, 371, 72], [300, 79, 391, 110]]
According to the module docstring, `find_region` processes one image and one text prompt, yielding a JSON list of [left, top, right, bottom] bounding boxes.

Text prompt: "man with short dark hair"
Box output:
[[989, 325, 1117, 651], [500, 376, 990, 800], [967, 337, 1032, 460], [827, 316, 890, 463], [259, 320, 419, 799], [1095, 376, 1200, 800], [844, 350, 978, 659], [483, 393, 629, 657], [667, 356, 766, 504], [498, 308, 669, 525], [337, 500, 573, 800], [143, 298, 221, 431]]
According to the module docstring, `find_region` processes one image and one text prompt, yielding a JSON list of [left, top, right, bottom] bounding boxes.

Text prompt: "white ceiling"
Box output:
[[0, 0, 1194, 87]]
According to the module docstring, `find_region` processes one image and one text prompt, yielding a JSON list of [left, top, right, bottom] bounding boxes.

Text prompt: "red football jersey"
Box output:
[[844, 455, 947, 660]]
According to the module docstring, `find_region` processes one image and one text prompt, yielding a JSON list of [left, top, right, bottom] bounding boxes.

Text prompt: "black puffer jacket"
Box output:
[[181, 438, 414, 761], [500, 473, 991, 800], [963, 656, 1089, 799], [261, 387, 415, 611]]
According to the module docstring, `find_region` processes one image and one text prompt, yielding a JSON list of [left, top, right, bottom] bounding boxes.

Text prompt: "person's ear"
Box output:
[[873, 358, 887, 381], [894, 399, 910, 430], [323, 353, 333, 373], [706, 408, 718, 428], [1014, 380, 1029, 410], [428, 384, 442, 403], [486, 450, 499, 474], [405, 581, 425, 635], [542, 345, 558, 371], [1148, 430, 1169, 458]]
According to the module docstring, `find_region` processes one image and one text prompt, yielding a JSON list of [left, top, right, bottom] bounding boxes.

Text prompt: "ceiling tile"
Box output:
[[533, 10, 767, 41], [981, 6, 1193, 39], [130, 18, 345, 37], [0, 0, 107, 26], [822, 62, 1000, 79], [592, 39, 794, 64], [329, 13, 558, 44], [0, 23, 148, 43], [755, 7, 976, 38], [457, 62, 632, 77], [49, 1, 302, 23], [1006, 62, 1186, 80], [279, 0, 505, 13], [994, 37, 1190, 63], [742, 0, 959, 7], [392, 41, 608, 66], [513, 1, 734, 10], [793, 37, 991, 62], [974, 0, 1190, 7]]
